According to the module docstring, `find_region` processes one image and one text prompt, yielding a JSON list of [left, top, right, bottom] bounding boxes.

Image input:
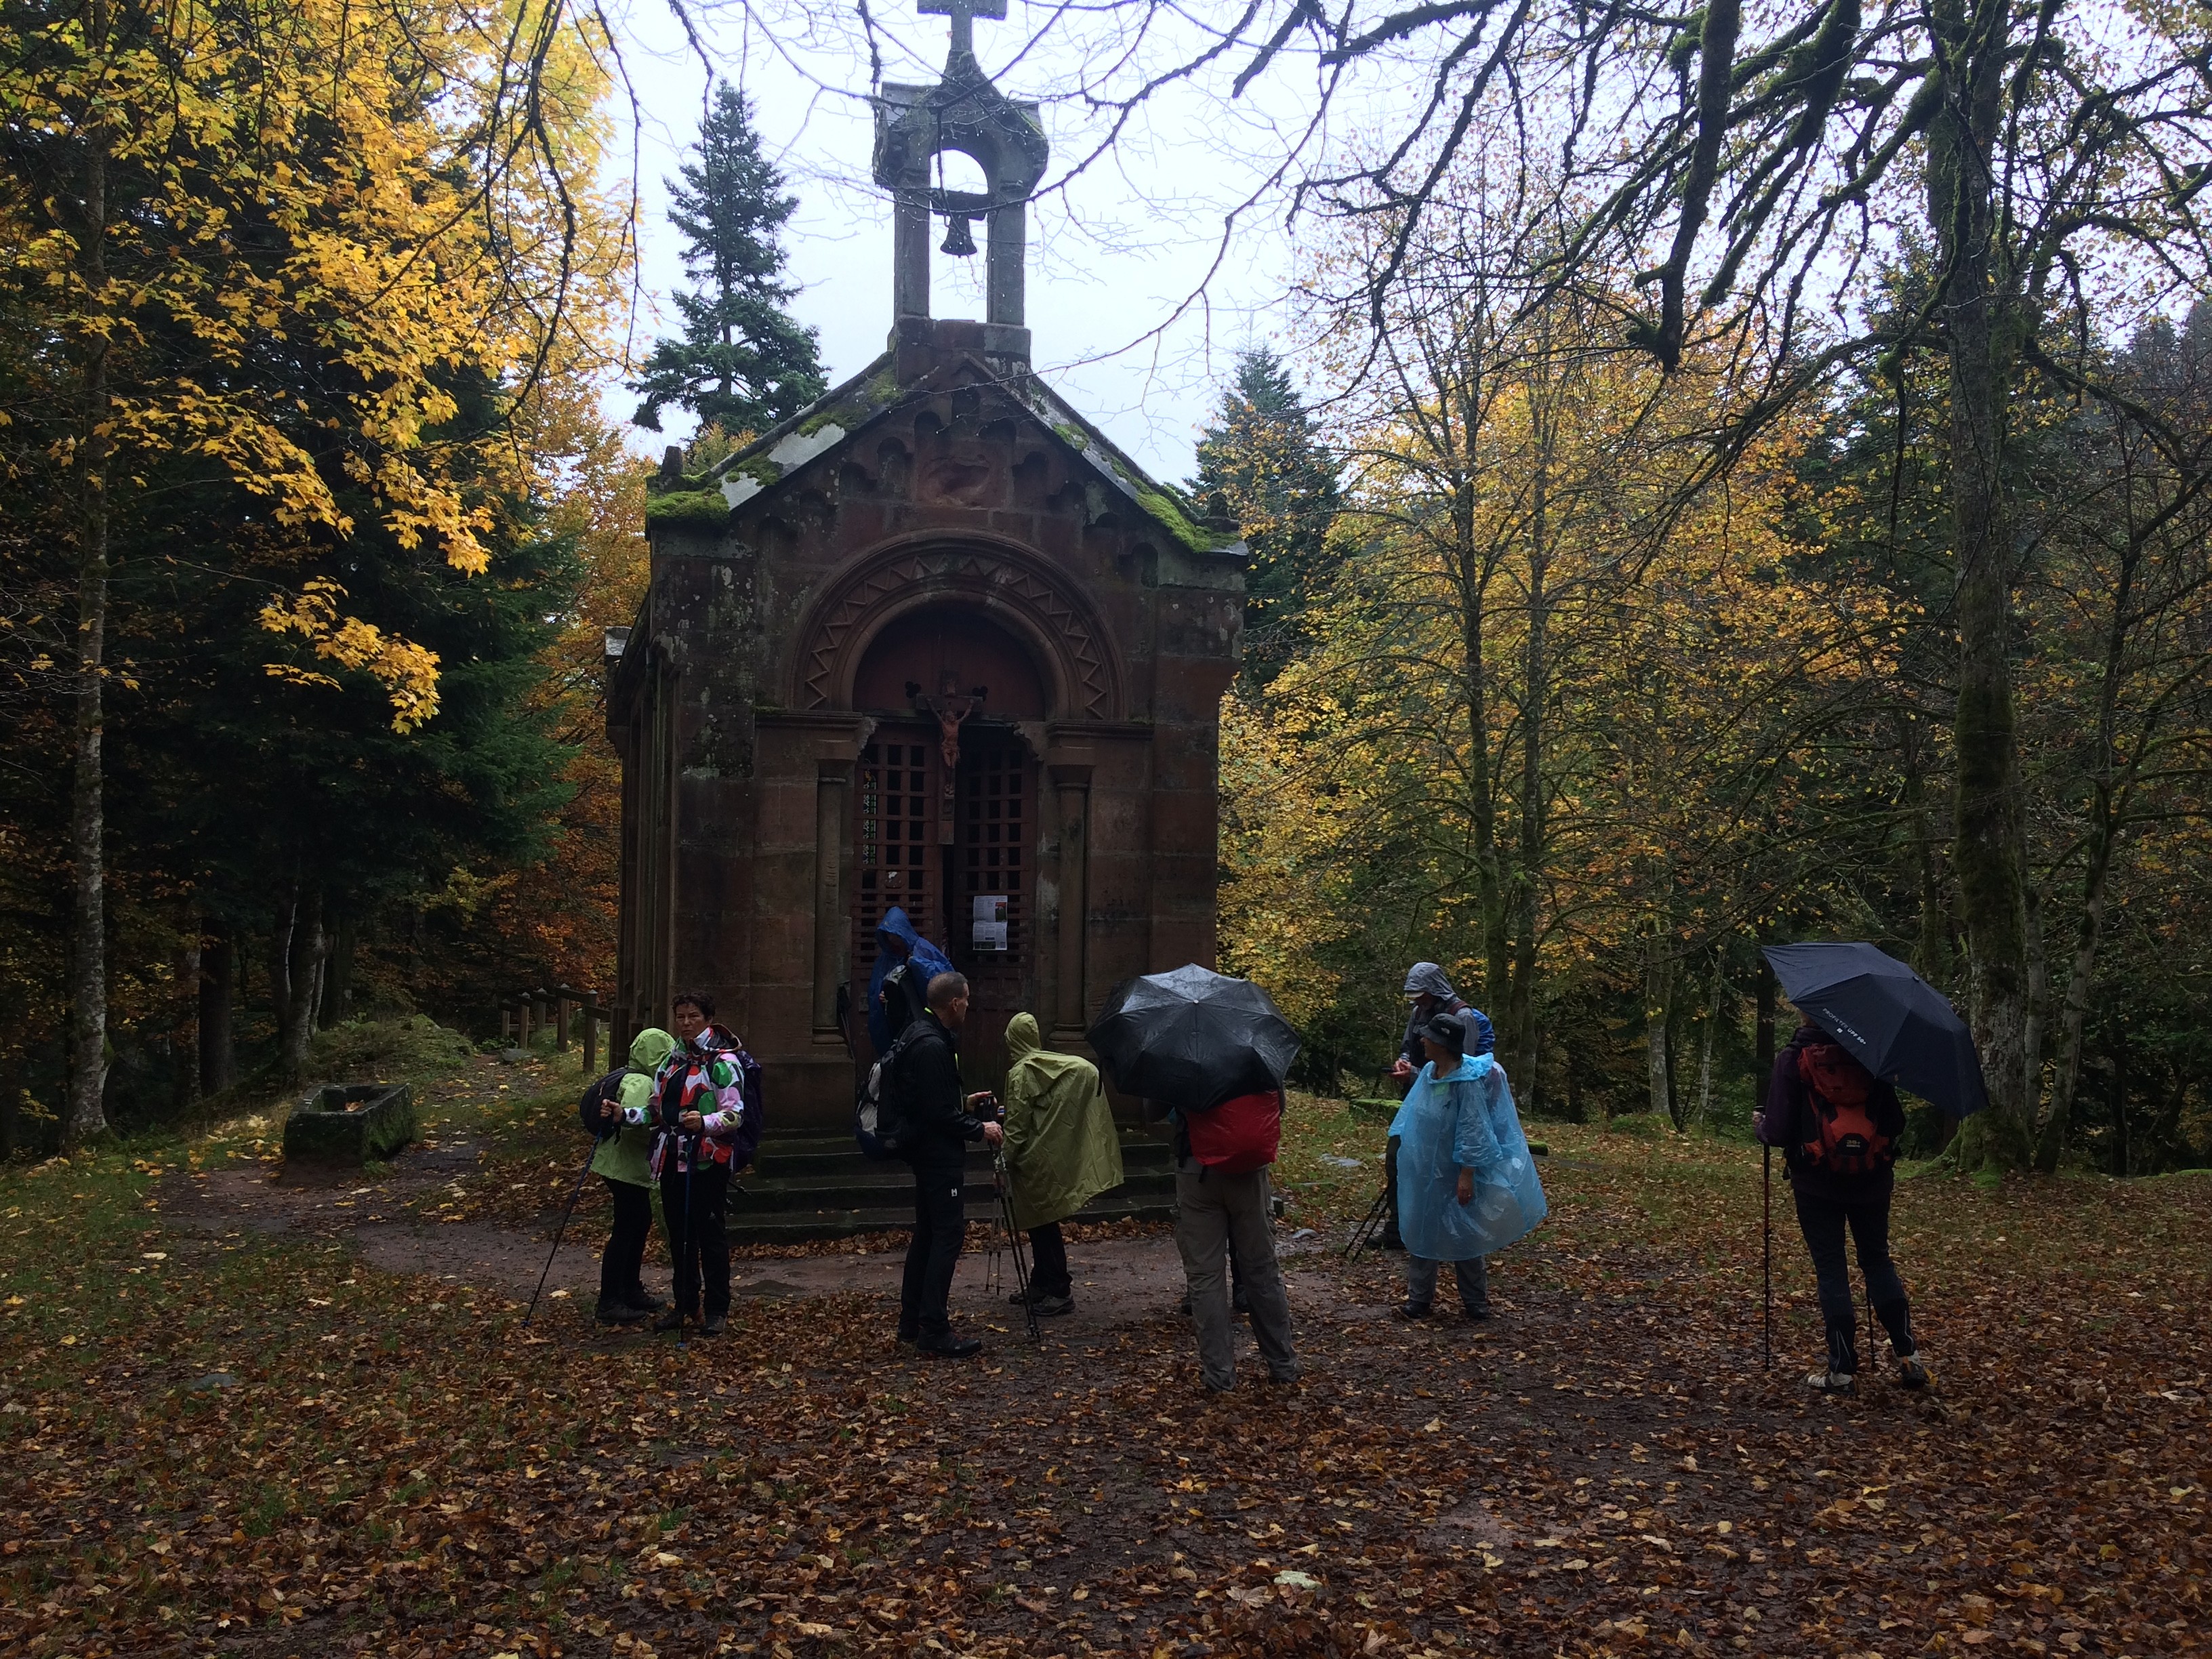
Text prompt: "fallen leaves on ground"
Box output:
[[1, 1097, 2207, 1658]]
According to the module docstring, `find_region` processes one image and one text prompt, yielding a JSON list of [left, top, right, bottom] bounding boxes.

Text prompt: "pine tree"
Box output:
[[630, 85, 826, 436], [1192, 348, 1343, 680]]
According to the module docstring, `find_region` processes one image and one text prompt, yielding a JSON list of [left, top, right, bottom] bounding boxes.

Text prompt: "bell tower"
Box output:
[[870, 0, 1049, 363]]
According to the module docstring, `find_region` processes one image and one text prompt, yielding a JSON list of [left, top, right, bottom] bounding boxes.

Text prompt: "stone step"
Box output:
[[752, 1130, 1175, 1181], [725, 1188, 1177, 1244], [734, 1166, 1177, 1214]]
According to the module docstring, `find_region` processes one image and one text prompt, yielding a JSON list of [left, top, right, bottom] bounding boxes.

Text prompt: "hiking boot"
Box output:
[[917, 1333, 983, 1359], [1008, 1284, 1056, 1305], [1805, 1368, 1856, 1395], [1391, 1303, 1434, 1321], [653, 1307, 693, 1334], [896, 1326, 919, 1347], [700, 1312, 727, 1338], [1032, 1294, 1075, 1318], [1897, 1352, 1931, 1389], [596, 1300, 649, 1326], [627, 1289, 667, 1313], [1462, 1306, 1492, 1322]]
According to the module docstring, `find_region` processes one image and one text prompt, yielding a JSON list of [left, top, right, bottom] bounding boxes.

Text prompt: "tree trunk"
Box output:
[[2034, 802, 2117, 1172], [1898, 709, 1950, 980], [321, 912, 355, 1027], [1928, 0, 2036, 1168], [1755, 941, 1776, 1073], [1507, 375, 1553, 1085], [2108, 1011, 2129, 1177], [270, 888, 328, 1086], [199, 924, 234, 1095], [1, 1048, 22, 1160], [1645, 935, 1675, 1122], [1694, 943, 1727, 1127], [63, 11, 113, 1149]]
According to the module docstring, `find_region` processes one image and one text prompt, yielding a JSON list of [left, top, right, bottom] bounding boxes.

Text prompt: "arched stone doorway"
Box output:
[[848, 605, 1049, 1083]]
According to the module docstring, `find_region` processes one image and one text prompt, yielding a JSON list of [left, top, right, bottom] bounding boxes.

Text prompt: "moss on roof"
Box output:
[[643, 489, 731, 529]]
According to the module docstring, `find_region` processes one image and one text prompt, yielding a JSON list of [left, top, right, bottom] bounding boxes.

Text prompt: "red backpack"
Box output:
[[1796, 1042, 1891, 1175], [1185, 1090, 1283, 1175]]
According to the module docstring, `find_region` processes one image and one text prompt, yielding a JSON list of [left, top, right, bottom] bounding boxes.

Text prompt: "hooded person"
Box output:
[[868, 906, 956, 1054], [649, 992, 761, 1337], [1757, 1014, 1925, 1395], [584, 1026, 678, 1325], [1388, 1010, 1546, 1321], [999, 1013, 1126, 1315], [1381, 964, 1492, 1251]]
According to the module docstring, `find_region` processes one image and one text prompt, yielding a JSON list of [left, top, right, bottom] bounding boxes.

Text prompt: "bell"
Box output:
[[939, 215, 977, 257]]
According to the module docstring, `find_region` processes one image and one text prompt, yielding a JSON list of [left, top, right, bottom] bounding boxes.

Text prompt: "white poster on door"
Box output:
[[972, 895, 1009, 951]]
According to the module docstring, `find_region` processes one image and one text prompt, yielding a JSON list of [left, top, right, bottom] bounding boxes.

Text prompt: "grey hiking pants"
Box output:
[[1174, 1166, 1298, 1390]]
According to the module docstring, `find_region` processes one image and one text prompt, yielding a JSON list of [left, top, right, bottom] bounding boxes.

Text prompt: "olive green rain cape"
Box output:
[[1000, 1013, 1125, 1231]]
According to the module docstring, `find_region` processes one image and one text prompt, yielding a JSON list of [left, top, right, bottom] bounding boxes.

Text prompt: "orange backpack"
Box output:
[[1796, 1042, 1891, 1175]]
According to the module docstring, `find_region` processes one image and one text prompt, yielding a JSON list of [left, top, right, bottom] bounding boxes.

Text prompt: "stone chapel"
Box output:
[[606, 3, 1247, 1129]]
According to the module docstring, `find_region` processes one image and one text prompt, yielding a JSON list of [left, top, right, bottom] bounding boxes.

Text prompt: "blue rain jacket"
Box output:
[[1389, 1053, 1548, 1261], [867, 906, 956, 1052]]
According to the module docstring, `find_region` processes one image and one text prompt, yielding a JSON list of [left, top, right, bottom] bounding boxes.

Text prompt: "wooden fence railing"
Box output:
[[499, 985, 613, 1074]]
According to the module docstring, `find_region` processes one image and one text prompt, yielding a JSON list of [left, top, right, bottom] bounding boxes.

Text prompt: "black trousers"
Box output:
[[659, 1160, 731, 1319], [598, 1177, 654, 1308], [901, 1157, 968, 1340], [1028, 1221, 1071, 1298], [1794, 1187, 1912, 1374]]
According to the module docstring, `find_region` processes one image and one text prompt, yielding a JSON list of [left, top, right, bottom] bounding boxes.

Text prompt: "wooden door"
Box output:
[[853, 729, 943, 1057], [950, 735, 1034, 1084]]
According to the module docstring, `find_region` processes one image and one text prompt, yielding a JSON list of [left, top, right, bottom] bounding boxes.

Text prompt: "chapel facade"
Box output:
[[605, 6, 1247, 1126]]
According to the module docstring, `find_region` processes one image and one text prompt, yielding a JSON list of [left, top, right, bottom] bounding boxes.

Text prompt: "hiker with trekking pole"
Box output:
[[1756, 943, 1988, 1395], [650, 991, 762, 1339], [1376, 964, 1481, 1253], [998, 1012, 1124, 1320], [891, 971, 1002, 1358], [581, 1026, 678, 1326], [1389, 1009, 1544, 1322]]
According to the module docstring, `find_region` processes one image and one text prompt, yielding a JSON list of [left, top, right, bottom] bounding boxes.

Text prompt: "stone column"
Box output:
[[986, 201, 1025, 327], [1050, 764, 1092, 1036], [893, 186, 932, 321], [812, 760, 851, 1033]]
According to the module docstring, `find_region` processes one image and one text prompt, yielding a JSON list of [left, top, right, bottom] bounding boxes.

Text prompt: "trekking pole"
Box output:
[[524, 1132, 606, 1330], [1343, 1183, 1389, 1260], [994, 1151, 1040, 1343], [678, 1133, 697, 1353], [1761, 1145, 1772, 1372]]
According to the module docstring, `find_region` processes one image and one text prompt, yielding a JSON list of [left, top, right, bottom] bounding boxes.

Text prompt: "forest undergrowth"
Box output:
[[1, 1043, 2205, 1658]]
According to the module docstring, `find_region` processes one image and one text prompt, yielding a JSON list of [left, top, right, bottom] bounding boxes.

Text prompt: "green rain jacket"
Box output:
[[1000, 1013, 1125, 1231], [591, 1027, 678, 1187]]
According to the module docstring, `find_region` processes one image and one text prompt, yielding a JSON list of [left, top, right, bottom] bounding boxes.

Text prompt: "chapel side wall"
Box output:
[[647, 525, 760, 1044], [1146, 575, 1242, 974]]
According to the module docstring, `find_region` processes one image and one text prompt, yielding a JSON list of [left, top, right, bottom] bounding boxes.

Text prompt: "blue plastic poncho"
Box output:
[[1389, 1053, 1548, 1261], [867, 906, 956, 1051]]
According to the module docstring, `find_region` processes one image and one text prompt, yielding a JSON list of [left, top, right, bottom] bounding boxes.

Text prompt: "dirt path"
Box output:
[[157, 1131, 1366, 1345]]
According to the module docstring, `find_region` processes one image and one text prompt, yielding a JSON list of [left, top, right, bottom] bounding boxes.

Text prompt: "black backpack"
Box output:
[[578, 1066, 632, 1138], [854, 1029, 920, 1160]]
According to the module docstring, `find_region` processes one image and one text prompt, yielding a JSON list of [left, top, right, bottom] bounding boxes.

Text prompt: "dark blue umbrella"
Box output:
[[1761, 943, 1987, 1118], [1087, 964, 1301, 1111]]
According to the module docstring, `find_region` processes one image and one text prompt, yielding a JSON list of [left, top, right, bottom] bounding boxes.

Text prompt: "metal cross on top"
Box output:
[[918, 0, 1005, 60]]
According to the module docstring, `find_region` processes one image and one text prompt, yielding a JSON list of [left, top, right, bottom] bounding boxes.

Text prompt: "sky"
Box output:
[[594, 0, 1312, 485]]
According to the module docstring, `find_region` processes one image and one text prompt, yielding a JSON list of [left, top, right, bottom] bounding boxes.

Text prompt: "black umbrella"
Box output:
[[1086, 964, 1301, 1111], [1761, 942, 1988, 1118]]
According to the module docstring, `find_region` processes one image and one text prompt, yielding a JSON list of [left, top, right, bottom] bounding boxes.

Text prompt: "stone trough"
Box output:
[[282, 1082, 417, 1166]]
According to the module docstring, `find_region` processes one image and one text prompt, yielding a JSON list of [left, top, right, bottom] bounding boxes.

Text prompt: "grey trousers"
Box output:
[[1406, 1252, 1489, 1315], [1174, 1166, 1298, 1389]]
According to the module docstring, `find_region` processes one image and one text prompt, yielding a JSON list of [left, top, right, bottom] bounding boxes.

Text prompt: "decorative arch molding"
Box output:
[[796, 535, 1121, 720]]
